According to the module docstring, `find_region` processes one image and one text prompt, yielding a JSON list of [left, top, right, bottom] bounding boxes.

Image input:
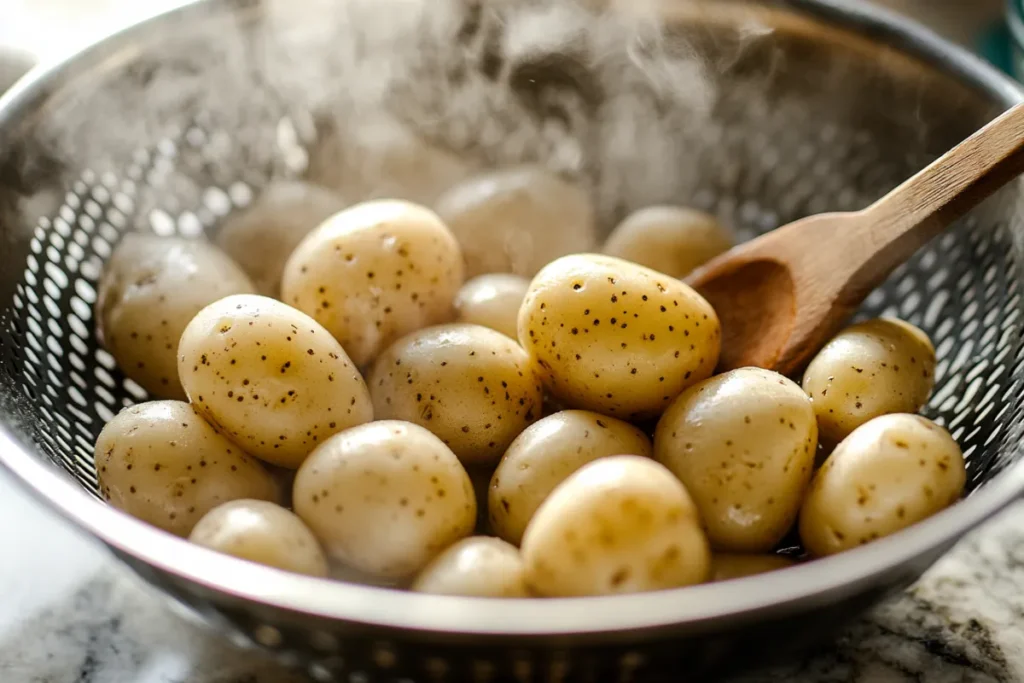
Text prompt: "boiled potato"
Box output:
[[177, 294, 373, 469], [799, 413, 966, 557], [95, 400, 278, 536], [368, 324, 543, 467], [654, 367, 817, 552], [434, 166, 597, 278], [411, 536, 530, 597], [281, 199, 464, 367], [710, 554, 795, 582], [519, 254, 720, 419], [489, 410, 653, 545], [453, 274, 530, 340], [189, 499, 328, 577], [96, 234, 255, 399], [293, 420, 476, 578], [602, 206, 732, 278], [214, 180, 347, 298], [522, 455, 710, 596], [802, 318, 936, 446]]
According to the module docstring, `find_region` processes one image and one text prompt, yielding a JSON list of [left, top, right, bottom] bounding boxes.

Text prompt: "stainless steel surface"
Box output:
[[0, 0, 1023, 679]]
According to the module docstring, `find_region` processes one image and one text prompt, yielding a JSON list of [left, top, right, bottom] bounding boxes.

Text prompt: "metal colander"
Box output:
[[2, 0, 1024, 680]]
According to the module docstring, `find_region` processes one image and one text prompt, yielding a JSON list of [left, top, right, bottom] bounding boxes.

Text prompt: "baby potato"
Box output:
[[281, 199, 464, 367], [799, 413, 966, 557], [411, 536, 530, 597], [177, 294, 373, 469], [602, 206, 733, 278], [368, 324, 543, 467], [96, 234, 255, 399], [434, 166, 597, 278], [522, 455, 710, 596], [95, 400, 279, 536], [654, 367, 818, 553], [189, 499, 328, 577], [454, 274, 530, 340], [489, 410, 653, 545], [214, 180, 347, 298], [519, 254, 720, 420], [710, 554, 796, 582], [802, 318, 936, 446], [293, 420, 476, 578]]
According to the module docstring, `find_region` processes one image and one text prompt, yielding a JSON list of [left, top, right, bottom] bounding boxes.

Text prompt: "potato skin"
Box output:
[[519, 254, 720, 420], [411, 536, 530, 597], [799, 414, 965, 557], [435, 166, 596, 278], [602, 206, 732, 278], [710, 554, 795, 582], [293, 421, 476, 578], [96, 234, 255, 399], [95, 400, 278, 536], [368, 324, 544, 467], [281, 199, 462, 367], [215, 180, 347, 298], [177, 294, 373, 469], [522, 455, 710, 597], [654, 367, 818, 553], [489, 410, 653, 545], [454, 274, 530, 340], [802, 318, 936, 446], [189, 499, 328, 577]]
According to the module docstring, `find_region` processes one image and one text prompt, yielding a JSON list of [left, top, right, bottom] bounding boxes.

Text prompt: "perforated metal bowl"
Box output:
[[1, 0, 1024, 680]]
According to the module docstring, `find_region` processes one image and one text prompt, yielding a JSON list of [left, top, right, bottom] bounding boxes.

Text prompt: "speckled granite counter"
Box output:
[[3, 463, 1024, 683]]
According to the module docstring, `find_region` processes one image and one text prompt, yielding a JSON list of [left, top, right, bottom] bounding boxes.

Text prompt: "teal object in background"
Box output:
[[1006, 0, 1024, 78]]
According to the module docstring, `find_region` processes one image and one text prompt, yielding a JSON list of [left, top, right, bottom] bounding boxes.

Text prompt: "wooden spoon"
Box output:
[[687, 102, 1024, 376]]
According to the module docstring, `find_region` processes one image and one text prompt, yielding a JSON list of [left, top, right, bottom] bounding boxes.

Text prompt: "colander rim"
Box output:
[[1, 0, 1024, 639]]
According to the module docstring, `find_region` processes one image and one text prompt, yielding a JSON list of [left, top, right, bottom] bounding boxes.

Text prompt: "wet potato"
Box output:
[[489, 410, 653, 546], [453, 274, 531, 340], [177, 294, 373, 469], [96, 234, 255, 399], [293, 420, 476, 579], [282, 199, 464, 368], [435, 166, 597, 278], [519, 254, 720, 420], [411, 536, 530, 597], [189, 499, 329, 577], [369, 324, 544, 467], [602, 206, 733, 278], [802, 318, 936, 446], [654, 367, 818, 553], [95, 400, 279, 537], [800, 413, 966, 557], [522, 455, 710, 597]]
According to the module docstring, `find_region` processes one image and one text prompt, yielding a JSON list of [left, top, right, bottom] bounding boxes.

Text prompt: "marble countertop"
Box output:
[[2, 1, 1022, 682]]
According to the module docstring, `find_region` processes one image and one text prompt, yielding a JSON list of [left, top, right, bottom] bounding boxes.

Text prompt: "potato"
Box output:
[[522, 455, 710, 596], [96, 234, 255, 399], [710, 554, 796, 582], [454, 274, 530, 340], [281, 199, 464, 367], [177, 294, 373, 469], [434, 167, 597, 278], [519, 254, 720, 420], [215, 180, 347, 298], [411, 537, 529, 597], [189, 499, 328, 577], [293, 420, 476, 578], [602, 206, 732, 278], [368, 324, 543, 467], [654, 368, 817, 552], [799, 413, 966, 557], [95, 400, 278, 536], [489, 410, 653, 545], [802, 318, 936, 446]]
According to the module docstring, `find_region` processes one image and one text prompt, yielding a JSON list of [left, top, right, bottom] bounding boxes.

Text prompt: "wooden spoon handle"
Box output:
[[855, 103, 1024, 281]]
